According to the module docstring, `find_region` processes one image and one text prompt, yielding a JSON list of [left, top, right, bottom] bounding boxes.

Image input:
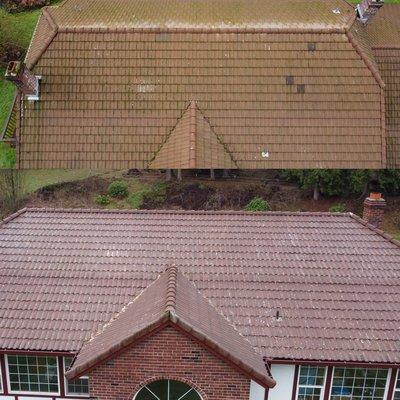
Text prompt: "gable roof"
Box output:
[[11, 0, 388, 170], [150, 101, 237, 169], [366, 4, 400, 168], [1, 208, 400, 364], [66, 267, 274, 387]]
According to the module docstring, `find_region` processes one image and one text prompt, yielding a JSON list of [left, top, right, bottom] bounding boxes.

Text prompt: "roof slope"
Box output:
[[366, 5, 400, 168], [48, 0, 355, 30], [66, 267, 274, 387], [150, 101, 237, 169], [1, 209, 400, 364], [14, 0, 386, 169]]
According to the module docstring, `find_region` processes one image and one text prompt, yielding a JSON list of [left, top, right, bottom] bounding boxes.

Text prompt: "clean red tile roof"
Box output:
[[66, 267, 275, 387], [1, 208, 400, 364], [13, 0, 388, 169]]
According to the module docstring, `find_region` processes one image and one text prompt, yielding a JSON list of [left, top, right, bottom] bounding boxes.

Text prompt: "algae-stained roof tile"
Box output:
[[150, 101, 237, 169], [49, 0, 355, 30], [365, 4, 400, 49]]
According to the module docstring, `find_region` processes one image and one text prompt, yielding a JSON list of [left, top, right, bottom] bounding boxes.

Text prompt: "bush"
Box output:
[[128, 182, 167, 209], [108, 180, 128, 198], [128, 192, 144, 209], [95, 194, 110, 206], [244, 197, 271, 212], [329, 203, 346, 213]]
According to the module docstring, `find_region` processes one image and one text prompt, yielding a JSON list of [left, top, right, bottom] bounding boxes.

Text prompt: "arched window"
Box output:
[[134, 379, 202, 400]]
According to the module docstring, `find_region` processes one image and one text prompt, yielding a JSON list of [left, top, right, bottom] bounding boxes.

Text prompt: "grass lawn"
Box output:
[[0, 67, 15, 133], [21, 169, 103, 194]]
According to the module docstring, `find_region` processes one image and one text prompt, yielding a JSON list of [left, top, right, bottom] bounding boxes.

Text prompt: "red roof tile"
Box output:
[[1, 209, 400, 364], [66, 267, 274, 387]]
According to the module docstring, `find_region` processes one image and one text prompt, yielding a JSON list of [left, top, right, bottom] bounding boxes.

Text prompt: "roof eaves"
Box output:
[[26, 7, 59, 70], [348, 212, 400, 248], [345, 27, 385, 88], [65, 315, 169, 380], [173, 316, 275, 388]]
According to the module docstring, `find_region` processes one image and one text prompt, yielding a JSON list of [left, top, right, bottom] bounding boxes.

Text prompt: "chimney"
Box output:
[[363, 192, 386, 229], [5, 61, 39, 99], [357, 0, 384, 23]]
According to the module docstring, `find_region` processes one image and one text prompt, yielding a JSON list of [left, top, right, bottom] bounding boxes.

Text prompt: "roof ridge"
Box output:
[[23, 207, 353, 217], [0, 208, 27, 228], [26, 7, 59, 69], [165, 266, 178, 314], [348, 212, 400, 249], [189, 100, 197, 168], [24, 207, 353, 217], [345, 24, 385, 88]]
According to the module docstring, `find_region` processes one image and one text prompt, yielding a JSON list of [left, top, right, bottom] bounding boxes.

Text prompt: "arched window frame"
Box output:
[[133, 379, 203, 400]]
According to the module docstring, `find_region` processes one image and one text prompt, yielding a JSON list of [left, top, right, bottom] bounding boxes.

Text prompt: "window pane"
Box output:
[[7, 355, 59, 393], [64, 357, 89, 395], [135, 380, 201, 400], [297, 366, 326, 400], [330, 368, 388, 400]]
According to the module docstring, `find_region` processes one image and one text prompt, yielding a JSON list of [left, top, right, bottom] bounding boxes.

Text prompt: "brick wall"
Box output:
[[89, 326, 251, 400]]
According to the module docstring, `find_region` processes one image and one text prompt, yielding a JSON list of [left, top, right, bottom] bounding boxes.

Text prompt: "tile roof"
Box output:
[[11, 0, 388, 169], [48, 0, 355, 31], [366, 5, 400, 168], [149, 101, 237, 169], [1, 208, 400, 364], [66, 267, 274, 387]]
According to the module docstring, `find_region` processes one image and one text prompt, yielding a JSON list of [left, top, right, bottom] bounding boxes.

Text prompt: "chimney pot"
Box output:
[[363, 193, 386, 229], [5, 61, 39, 98]]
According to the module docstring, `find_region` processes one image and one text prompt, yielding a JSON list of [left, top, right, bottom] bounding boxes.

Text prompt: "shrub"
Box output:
[[95, 194, 110, 206], [128, 192, 144, 209], [244, 197, 271, 212], [107, 180, 128, 198], [329, 203, 346, 213]]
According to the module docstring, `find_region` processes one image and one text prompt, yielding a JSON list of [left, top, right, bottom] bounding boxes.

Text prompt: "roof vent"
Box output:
[[297, 84, 306, 94], [286, 75, 294, 85], [275, 310, 283, 322], [308, 43, 316, 52], [5, 61, 40, 101]]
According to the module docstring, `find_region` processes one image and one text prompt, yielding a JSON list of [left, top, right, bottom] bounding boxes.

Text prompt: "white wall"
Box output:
[[268, 364, 296, 400], [249, 380, 265, 400]]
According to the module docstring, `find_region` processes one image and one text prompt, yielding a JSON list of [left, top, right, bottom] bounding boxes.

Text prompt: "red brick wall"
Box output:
[[89, 326, 251, 400]]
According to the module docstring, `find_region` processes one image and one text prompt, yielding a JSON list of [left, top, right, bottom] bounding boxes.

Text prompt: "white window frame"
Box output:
[[329, 366, 389, 400], [393, 369, 400, 400], [5, 354, 60, 396], [296, 365, 327, 400], [0, 356, 3, 394], [63, 357, 89, 398]]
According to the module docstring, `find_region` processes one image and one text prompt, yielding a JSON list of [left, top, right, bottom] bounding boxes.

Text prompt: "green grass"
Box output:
[[0, 68, 16, 133], [21, 169, 102, 194], [0, 7, 42, 49]]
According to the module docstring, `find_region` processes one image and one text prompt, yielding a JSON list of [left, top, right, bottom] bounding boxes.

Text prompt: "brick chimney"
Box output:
[[363, 192, 386, 229], [5, 61, 39, 98], [357, 0, 384, 23]]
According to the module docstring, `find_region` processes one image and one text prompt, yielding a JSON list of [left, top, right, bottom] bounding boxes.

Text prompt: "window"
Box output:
[[330, 367, 388, 400], [134, 380, 202, 400], [6, 355, 59, 394], [64, 357, 89, 396], [0, 357, 3, 393], [297, 365, 327, 400], [394, 370, 400, 400]]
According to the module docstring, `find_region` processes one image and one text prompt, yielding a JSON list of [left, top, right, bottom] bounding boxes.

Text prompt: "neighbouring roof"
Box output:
[[66, 267, 274, 387], [13, 0, 389, 169], [366, 4, 400, 168], [1, 209, 400, 364]]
